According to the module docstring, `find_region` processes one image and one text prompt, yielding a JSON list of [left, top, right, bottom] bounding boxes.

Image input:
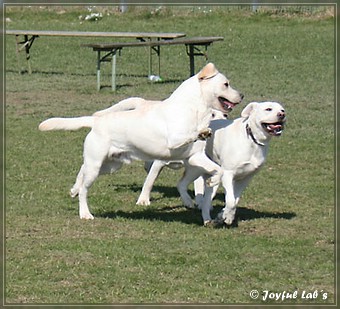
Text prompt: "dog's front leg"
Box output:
[[219, 173, 254, 226], [167, 128, 211, 150], [199, 184, 215, 225], [177, 162, 203, 209], [218, 171, 237, 225], [194, 176, 219, 208], [197, 127, 212, 140], [180, 152, 223, 224], [182, 171, 217, 225], [187, 151, 223, 188], [137, 160, 166, 206], [167, 135, 196, 150], [194, 176, 205, 206], [234, 176, 253, 206]]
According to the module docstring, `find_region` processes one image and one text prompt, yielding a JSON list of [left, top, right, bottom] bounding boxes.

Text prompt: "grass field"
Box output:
[[4, 5, 336, 305]]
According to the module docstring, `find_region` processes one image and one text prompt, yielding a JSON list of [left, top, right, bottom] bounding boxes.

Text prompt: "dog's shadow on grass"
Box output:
[[99, 206, 204, 226], [98, 206, 296, 227], [234, 207, 296, 227], [97, 186, 296, 227]]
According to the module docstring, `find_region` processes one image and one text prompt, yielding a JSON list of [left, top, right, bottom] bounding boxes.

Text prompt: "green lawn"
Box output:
[[4, 5, 335, 305]]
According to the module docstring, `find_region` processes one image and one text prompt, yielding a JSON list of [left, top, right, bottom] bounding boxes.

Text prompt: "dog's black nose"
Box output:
[[277, 111, 286, 120]]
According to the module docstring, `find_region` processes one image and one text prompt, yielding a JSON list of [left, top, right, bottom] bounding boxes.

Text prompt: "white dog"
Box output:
[[191, 101, 286, 226], [39, 63, 243, 221], [92, 94, 237, 208]]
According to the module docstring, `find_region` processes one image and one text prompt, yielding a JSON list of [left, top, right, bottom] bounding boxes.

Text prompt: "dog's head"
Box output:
[[197, 63, 244, 113], [241, 101, 286, 137]]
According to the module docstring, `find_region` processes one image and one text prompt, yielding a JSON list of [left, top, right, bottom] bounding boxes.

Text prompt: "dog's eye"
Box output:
[[265, 108, 272, 111], [224, 82, 229, 88]]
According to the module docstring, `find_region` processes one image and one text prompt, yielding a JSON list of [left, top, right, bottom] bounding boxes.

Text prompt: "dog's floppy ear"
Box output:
[[198, 63, 218, 81], [241, 102, 258, 118]]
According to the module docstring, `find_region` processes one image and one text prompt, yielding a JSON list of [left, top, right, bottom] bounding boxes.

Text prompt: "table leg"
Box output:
[[24, 35, 32, 75], [148, 45, 152, 77], [97, 51, 101, 91], [188, 45, 195, 76], [157, 46, 161, 76], [15, 35, 21, 74], [111, 51, 116, 91], [149, 44, 161, 77]]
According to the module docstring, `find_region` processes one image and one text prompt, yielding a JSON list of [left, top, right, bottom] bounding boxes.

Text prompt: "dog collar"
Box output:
[[246, 123, 265, 147]]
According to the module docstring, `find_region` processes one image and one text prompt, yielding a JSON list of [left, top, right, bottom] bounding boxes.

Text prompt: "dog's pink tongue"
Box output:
[[269, 124, 282, 130], [225, 101, 236, 109]]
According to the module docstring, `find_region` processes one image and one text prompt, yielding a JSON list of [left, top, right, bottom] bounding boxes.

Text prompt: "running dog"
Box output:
[[39, 63, 243, 221], [190, 101, 286, 226]]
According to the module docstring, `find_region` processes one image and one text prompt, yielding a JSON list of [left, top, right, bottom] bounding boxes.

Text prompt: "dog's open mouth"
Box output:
[[262, 122, 285, 136], [218, 97, 238, 112]]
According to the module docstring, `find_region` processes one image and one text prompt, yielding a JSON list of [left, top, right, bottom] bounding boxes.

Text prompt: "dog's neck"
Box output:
[[245, 123, 265, 147], [169, 76, 212, 128]]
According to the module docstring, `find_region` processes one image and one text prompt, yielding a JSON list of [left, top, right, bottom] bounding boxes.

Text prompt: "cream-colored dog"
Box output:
[[39, 63, 243, 221], [191, 101, 286, 226]]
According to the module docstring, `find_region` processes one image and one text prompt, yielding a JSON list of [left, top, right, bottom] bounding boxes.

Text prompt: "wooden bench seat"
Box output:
[[82, 36, 224, 90]]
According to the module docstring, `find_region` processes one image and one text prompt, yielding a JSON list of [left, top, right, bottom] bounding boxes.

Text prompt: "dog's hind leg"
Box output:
[[77, 133, 112, 220], [70, 158, 123, 199], [77, 162, 101, 220], [70, 164, 85, 198], [137, 160, 166, 206]]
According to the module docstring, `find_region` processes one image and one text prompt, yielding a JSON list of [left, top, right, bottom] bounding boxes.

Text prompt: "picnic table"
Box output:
[[82, 36, 224, 91], [6, 30, 186, 75], [6, 30, 223, 91]]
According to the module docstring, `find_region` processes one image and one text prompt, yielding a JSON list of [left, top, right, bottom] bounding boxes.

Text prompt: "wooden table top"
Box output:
[[6, 30, 186, 40]]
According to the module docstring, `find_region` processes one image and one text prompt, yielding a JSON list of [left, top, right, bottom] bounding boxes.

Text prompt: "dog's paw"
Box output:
[[224, 217, 234, 226], [204, 220, 214, 227], [80, 212, 94, 220], [219, 208, 236, 227], [136, 198, 151, 206], [182, 196, 195, 209], [206, 175, 221, 187], [70, 187, 79, 198], [204, 220, 222, 228], [198, 128, 212, 140]]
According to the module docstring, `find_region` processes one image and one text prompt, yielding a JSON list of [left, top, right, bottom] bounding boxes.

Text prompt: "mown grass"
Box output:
[[4, 5, 335, 305]]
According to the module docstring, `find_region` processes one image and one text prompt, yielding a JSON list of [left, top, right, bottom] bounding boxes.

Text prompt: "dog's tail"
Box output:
[[38, 116, 94, 131]]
